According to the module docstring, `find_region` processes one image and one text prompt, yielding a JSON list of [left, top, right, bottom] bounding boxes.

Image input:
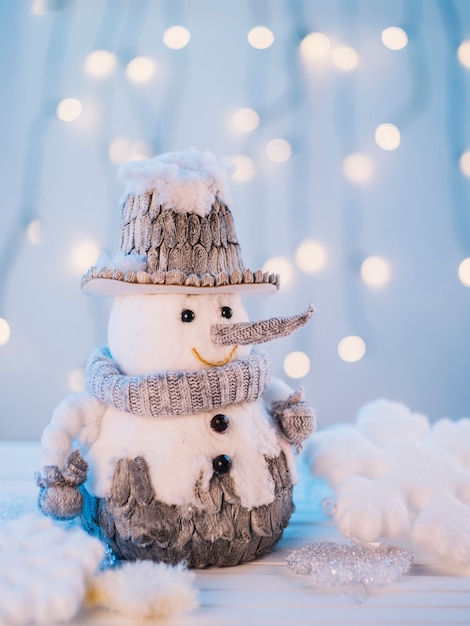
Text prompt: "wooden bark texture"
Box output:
[[80, 452, 294, 568]]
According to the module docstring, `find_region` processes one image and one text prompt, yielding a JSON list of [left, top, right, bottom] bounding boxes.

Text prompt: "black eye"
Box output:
[[221, 306, 233, 319], [181, 309, 195, 323]]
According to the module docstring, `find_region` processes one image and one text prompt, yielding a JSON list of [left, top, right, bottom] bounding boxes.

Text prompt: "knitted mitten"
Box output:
[[270, 389, 316, 451], [36, 449, 88, 520]]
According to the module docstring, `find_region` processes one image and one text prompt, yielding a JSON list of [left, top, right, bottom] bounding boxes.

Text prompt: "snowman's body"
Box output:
[[80, 399, 297, 567], [37, 150, 315, 567], [86, 398, 296, 510]]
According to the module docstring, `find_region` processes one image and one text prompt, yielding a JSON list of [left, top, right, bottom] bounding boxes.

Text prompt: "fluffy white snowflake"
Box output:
[[0, 514, 104, 625], [305, 399, 470, 567]]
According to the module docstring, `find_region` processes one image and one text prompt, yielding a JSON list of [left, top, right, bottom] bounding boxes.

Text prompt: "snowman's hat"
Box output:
[[81, 149, 279, 296]]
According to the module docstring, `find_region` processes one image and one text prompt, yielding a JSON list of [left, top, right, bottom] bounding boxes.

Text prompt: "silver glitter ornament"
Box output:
[[286, 541, 413, 588]]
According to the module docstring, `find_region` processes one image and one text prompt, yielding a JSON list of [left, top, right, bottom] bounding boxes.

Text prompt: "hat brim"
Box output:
[[81, 270, 279, 296]]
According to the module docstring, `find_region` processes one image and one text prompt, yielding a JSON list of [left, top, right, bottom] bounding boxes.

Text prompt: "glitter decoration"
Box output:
[[286, 542, 413, 588]]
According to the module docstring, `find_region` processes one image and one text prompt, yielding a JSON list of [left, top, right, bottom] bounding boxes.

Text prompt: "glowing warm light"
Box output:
[[56, 98, 82, 122], [457, 41, 470, 69], [459, 151, 470, 177], [31, 0, 47, 15], [163, 25, 191, 49], [69, 239, 100, 274], [331, 45, 359, 70], [26, 219, 42, 245], [0, 318, 11, 347], [284, 351, 311, 379], [233, 108, 260, 132], [458, 258, 470, 286], [247, 26, 274, 49], [231, 155, 256, 182], [295, 240, 327, 273], [85, 50, 117, 78], [381, 27, 408, 50], [300, 32, 331, 60], [343, 153, 373, 184], [130, 141, 152, 161], [266, 138, 292, 163], [375, 123, 401, 151], [361, 256, 391, 287], [126, 56, 156, 83], [68, 369, 85, 392], [262, 256, 294, 286], [338, 335, 366, 362], [108, 137, 132, 164]]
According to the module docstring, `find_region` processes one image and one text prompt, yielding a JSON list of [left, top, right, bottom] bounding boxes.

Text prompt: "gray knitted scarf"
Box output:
[[85, 346, 271, 418]]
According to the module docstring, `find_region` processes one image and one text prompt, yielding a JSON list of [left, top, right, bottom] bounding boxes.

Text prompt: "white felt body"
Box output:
[[85, 399, 297, 509]]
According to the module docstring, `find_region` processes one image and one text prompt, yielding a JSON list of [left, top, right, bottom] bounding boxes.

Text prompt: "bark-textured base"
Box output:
[[80, 452, 294, 568]]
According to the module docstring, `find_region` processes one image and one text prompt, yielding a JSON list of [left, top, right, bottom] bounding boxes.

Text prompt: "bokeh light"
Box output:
[[457, 41, 470, 69], [331, 45, 359, 70], [56, 98, 82, 122], [85, 50, 117, 78], [459, 151, 470, 177], [343, 153, 374, 184], [130, 141, 152, 161], [266, 138, 292, 163], [31, 0, 47, 16], [233, 108, 260, 132], [26, 219, 42, 245], [68, 368, 85, 392], [295, 240, 327, 273], [299, 32, 331, 60], [375, 123, 401, 151], [231, 155, 256, 182], [163, 25, 191, 49], [108, 137, 132, 164], [262, 256, 294, 286], [338, 335, 366, 362], [0, 318, 11, 347], [126, 56, 156, 83], [458, 258, 470, 286], [247, 26, 274, 49], [361, 256, 391, 287], [69, 239, 100, 275], [283, 351, 311, 379], [381, 27, 408, 50]]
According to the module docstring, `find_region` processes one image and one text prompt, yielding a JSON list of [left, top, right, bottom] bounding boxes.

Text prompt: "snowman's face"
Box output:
[[108, 292, 252, 375]]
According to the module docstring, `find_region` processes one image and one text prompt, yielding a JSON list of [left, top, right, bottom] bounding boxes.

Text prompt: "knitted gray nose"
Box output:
[[210, 304, 314, 346]]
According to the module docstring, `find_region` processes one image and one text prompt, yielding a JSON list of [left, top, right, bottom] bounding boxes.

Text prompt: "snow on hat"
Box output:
[[81, 149, 279, 296]]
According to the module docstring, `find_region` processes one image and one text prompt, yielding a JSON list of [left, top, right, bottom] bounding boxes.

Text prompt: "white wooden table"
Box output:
[[1, 441, 469, 626]]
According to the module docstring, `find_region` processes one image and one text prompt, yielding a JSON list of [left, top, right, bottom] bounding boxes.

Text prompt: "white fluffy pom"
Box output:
[[0, 514, 104, 626], [357, 399, 429, 446], [307, 399, 470, 567], [88, 561, 198, 619]]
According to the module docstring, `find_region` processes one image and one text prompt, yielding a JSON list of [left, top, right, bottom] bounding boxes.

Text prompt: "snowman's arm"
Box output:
[[37, 392, 106, 521], [40, 392, 106, 467], [265, 378, 316, 451], [263, 378, 296, 406]]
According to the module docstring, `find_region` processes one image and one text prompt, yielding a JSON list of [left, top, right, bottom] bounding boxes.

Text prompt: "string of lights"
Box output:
[[436, 0, 470, 256], [0, 0, 73, 346], [2, 1, 470, 438]]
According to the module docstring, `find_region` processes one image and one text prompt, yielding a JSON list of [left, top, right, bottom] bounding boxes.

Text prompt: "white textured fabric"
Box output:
[[306, 399, 470, 567], [118, 149, 234, 216]]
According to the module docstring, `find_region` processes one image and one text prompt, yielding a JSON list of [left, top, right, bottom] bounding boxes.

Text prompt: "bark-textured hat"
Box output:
[[82, 149, 280, 296]]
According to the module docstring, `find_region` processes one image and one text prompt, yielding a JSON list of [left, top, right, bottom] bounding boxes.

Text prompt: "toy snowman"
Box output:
[[37, 149, 315, 567]]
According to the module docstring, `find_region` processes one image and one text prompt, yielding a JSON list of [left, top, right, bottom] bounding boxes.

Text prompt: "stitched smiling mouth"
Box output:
[[192, 345, 238, 367]]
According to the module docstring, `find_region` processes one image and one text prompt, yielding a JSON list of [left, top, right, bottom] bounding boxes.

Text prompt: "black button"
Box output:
[[210, 414, 229, 433], [212, 455, 232, 474]]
